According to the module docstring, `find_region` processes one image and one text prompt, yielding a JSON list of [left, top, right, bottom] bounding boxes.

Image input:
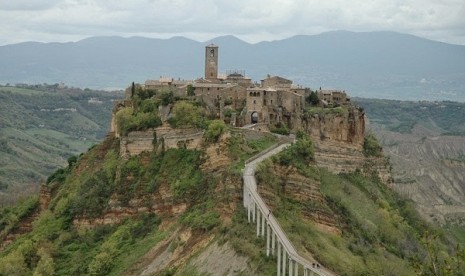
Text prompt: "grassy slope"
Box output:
[[356, 98, 465, 251], [256, 140, 465, 275], [0, 86, 122, 205], [0, 130, 279, 275]]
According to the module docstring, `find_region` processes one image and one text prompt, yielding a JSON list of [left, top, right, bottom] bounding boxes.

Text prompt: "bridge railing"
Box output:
[[243, 141, 331, 276]]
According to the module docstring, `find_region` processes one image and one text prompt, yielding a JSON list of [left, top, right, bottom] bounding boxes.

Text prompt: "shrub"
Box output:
[[276, 132, 314, 166], [270, 122, 290, 135], [71, 170, 113, 218], [363, 134, 383, 157], [205, 120, 226, 142], [169, 101, 205, 129], [181, 201, 220, 231], [116, 107, 162, 136], [160, 91, 175, 105], [139, 98, 160, 113]]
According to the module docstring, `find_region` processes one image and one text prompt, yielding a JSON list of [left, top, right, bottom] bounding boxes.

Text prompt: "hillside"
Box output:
[[1, 90, 465, 275], [1, 31, 465, 101], [355, 98, 465, 236], [0, 84, 123, 205]]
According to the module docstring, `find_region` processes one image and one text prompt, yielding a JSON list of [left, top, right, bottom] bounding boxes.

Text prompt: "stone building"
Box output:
[[139, 44, 354, 130], [317, 89, 350, 106]]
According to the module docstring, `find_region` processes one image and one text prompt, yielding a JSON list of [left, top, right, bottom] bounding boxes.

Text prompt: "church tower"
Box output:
[[205, 44, 219, 80]]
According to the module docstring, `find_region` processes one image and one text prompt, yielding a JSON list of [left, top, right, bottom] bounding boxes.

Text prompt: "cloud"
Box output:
[[0, 0, 60, 11], [0, 0, 464, 45]]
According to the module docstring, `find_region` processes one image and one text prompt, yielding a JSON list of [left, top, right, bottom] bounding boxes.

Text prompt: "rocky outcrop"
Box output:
[[313, 140, 392, 183], [303, 107, 365, 146], [257, 164, 340, 233]]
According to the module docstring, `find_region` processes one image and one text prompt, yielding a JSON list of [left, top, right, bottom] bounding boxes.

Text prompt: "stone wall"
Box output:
[[120, 127, 204, 157]]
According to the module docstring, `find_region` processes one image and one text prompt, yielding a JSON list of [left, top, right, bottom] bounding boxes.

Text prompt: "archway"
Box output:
[[251, 112, 258, 124]]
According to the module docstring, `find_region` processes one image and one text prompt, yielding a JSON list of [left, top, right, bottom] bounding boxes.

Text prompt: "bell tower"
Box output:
[[205, 44, 218, 80]]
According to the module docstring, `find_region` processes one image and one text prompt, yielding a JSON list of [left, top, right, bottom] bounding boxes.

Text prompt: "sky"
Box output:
[[0, 0, 465, 46]]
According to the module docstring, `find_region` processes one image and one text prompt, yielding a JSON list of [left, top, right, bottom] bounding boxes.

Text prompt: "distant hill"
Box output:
[[0, 85, 123, 205], [356, 98, 465, 230], [1, 31, 465, 101]]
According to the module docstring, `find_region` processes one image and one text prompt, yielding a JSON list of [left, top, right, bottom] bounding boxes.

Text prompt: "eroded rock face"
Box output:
[[373, 125, 465, 224], [302, 107, 392, 182], [257, 164, 340, 233], [303, 107, 365, 146]]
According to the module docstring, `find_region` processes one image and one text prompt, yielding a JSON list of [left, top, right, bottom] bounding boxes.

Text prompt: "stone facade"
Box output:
[[317, 89, 350, 106], [120, 128, 204, 157], [205, 44, 219, 80]]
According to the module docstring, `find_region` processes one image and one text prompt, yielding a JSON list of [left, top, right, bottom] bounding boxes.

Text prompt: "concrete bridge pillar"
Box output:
[[261, 211, 266, 236], [282, 249, 286, 275], [253, 202, 256, 223], [289, 258, 293, 275], [247, 203, 251, 223], [266, 224, 271, 256], [256, 210, 260, 237], [277, 242, 282, 276], [271, 231, 276, 255], [294, 261, 298, 276]]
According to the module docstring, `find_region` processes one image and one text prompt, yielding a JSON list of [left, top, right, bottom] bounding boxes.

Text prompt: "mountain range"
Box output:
[[1, 31, 465, 101]]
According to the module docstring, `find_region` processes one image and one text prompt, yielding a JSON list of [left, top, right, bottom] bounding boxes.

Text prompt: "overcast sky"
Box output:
[[1, 0, 464, 46]]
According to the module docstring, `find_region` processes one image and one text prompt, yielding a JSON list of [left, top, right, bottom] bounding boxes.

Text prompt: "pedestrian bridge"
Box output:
[[243, 142, 333, 276]]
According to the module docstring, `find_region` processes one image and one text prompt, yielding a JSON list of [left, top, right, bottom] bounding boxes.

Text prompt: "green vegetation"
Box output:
[[0, 84, 122, 206], [256, 140, 465, 275], [363, 133, 383, 157], [204, 120, 227, 142], [115, 107, 161, 136], [272, 131, 314, 167], [186, 84, 195, 96], [168, 101, 205, 129], [269, 122, 290, 135], [0, 196, 39, 237], [355, 98, 465, 135], [306, 91, 320, 106], [222, 208, 277, 275], [0, 138, 195, 275], [305, 106, 348, 116]]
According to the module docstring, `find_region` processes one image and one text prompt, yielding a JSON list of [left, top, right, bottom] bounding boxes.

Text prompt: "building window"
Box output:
[[271, 100, 273, 104], [253, 100, 256, 104]]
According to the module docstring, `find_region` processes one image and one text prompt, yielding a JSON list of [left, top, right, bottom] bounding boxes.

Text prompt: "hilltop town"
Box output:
[[138, 44, 351, 129], [111, 44, 367, 161]]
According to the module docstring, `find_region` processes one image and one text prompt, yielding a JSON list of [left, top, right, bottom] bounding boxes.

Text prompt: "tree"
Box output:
[[306, 91, 320, 106], [169, 101, 204, 128], [187, 84, 195, 96]]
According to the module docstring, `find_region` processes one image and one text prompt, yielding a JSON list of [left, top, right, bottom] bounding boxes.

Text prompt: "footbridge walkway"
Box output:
[[243, 142, 333, 276]]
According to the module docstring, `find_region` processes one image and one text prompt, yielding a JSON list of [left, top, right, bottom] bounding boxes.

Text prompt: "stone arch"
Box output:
[[251, 112, 259, 123]]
